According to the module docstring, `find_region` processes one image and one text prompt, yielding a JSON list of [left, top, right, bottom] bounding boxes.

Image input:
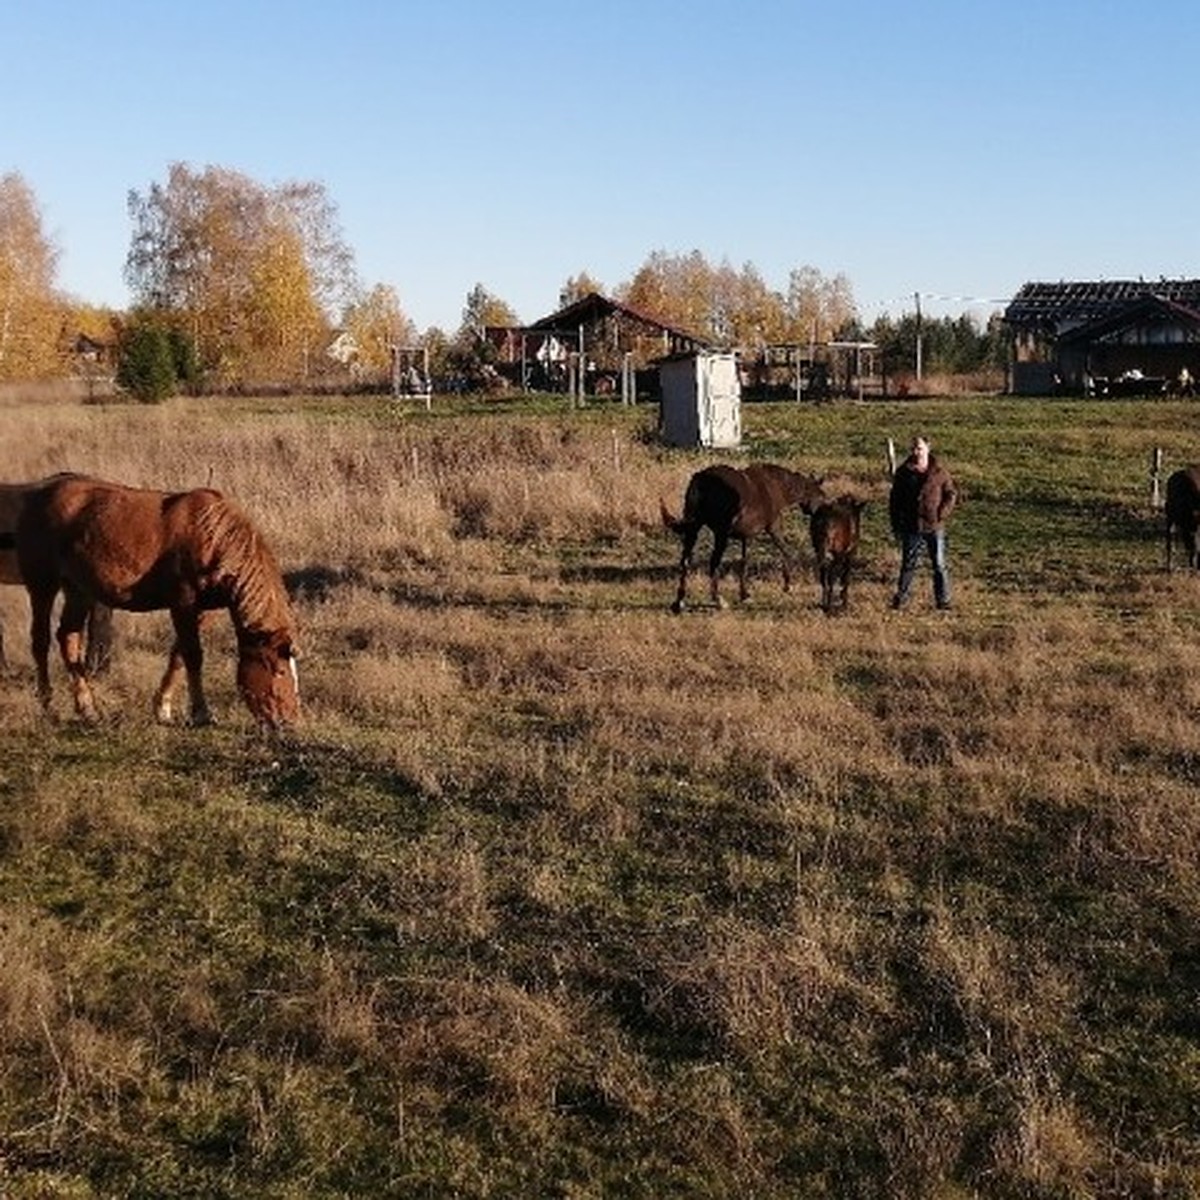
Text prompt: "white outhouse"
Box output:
[[658, 351, 742, 449]]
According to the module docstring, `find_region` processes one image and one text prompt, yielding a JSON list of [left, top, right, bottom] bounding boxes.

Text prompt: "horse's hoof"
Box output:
[[670, 600, 684, 615], [190, 711, 215, 728]]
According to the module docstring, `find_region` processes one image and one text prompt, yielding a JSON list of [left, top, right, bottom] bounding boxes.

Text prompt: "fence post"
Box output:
[[1151, 447, 1163, 509], [886, 438, 897, 477]]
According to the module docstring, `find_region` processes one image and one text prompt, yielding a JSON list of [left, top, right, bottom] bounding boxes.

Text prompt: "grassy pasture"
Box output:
[[0, 391, 1198, 1198]]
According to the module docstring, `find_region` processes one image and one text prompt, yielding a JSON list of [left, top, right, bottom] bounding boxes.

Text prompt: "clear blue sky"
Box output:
[[5, 0, 1198, 332]]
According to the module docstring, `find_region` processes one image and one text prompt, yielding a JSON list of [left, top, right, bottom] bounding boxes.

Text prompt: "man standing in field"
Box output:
[[889, 434, 957, 611]]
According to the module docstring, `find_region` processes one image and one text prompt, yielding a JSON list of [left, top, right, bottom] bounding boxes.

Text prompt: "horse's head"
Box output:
[[793, 472, 827, 514], [237, 631, 300, 727]]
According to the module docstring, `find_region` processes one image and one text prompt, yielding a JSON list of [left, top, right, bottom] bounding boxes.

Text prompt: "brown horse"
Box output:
[[1165, 466, 1200, 570], [0, 477, 114, 674], [16, 474, 299, 727], [660, 463, 825, 612], [809, 496, 867, 613]]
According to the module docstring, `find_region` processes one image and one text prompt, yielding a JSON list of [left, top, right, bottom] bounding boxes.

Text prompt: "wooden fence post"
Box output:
[[1151, 447, 1163, 509]]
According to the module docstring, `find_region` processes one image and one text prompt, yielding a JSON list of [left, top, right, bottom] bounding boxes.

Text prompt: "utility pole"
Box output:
[[914, 292, 923, 382]]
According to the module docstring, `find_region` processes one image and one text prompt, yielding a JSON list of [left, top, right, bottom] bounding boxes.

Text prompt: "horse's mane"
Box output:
[[193, 493, 293, 637]]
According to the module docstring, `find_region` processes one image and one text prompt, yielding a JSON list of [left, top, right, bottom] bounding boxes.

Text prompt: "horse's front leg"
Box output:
[[768, 529, 793, 592], [737, 536, 751, 602], [56, 590, 99, 722], [155, 609, 212, 726]]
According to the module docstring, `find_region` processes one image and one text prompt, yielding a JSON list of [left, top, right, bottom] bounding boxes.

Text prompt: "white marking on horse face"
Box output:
[[289, 654, 300, 701]]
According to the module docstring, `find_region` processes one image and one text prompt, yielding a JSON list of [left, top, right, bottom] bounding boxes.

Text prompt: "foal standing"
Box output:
[[809, 496, 867, 613], [1165, 466, 1200, 569]]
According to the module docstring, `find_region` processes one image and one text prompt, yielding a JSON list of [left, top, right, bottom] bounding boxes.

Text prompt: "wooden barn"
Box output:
[[486, 292, 709, 401], [1004, 280, 1200, 396]]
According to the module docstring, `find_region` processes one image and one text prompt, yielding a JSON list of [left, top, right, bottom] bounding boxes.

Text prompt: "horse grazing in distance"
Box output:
[[1165, 466, 1200, 570], [809, 496, 867, 613], [660, 463, 825, 612], [16, 475, 300, 728], [0, 477, 114, 675]]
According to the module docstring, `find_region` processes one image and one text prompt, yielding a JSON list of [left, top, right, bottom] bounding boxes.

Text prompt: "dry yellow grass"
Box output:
[[0, 390, 1198, 1196]]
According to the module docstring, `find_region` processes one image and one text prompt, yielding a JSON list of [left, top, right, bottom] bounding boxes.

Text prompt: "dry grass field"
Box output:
[[0, 390, 1198, 1198]]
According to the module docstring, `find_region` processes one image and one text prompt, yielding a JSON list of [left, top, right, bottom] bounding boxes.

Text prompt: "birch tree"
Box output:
[[0, 173, 62, 380], [343, 284, 417, 378], [125, 163, 357, 385]]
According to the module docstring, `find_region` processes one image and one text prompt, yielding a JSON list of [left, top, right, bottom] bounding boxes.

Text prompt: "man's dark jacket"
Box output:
[[889, 454, 957, 535]]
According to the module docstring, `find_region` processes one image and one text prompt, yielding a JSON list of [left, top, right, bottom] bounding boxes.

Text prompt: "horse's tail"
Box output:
[[660, 497, 688, 534]]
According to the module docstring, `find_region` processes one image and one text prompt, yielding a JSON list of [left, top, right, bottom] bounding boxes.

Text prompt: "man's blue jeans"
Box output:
[[894, 530, 950, 608]]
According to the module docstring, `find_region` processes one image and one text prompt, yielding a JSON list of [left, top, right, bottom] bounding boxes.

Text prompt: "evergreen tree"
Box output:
[[117, 322, 176, 403]]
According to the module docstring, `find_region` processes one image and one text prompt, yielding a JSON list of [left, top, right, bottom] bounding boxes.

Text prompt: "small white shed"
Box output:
[[658, 351, 742, 449]]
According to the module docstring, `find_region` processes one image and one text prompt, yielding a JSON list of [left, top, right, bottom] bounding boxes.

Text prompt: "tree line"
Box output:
[[0, 164, 1004, 400]]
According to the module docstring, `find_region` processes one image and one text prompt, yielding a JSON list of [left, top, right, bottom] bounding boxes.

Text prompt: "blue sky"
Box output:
[[5, 0, 1198, 332]]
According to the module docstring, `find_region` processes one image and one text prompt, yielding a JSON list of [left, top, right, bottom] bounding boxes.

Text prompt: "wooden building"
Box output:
[[486, 292, 709, 400], [1004, 280, 1200, 395]]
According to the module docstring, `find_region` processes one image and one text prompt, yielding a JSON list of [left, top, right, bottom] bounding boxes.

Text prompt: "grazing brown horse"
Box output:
[[1165, 466, 1200, 570], [0, 477, 114, 674], [660, 463, 825, 612], [809, 496, 867, 613], [16, 474, 299, 727]]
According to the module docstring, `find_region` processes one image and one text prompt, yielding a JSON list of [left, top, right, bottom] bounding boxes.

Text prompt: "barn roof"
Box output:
[[528, 292, 710, 352], [1055, 293, 1200, 345], [1004, 279, 1200, 333]]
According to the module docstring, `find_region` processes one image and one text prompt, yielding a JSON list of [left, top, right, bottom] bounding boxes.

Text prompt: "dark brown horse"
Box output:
[[1165, 466, 1200, 570], [0, 477, 114, 674], [660, 463, 825, 612], [809, 496, 867, 613], [16, 474, 299, 727]]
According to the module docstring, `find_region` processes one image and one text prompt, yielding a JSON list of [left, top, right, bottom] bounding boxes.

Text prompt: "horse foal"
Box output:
[[1165, 466, 1200, 570], [809, 496, 867, 613]]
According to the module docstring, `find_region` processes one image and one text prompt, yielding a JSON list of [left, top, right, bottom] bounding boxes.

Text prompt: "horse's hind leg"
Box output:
[[819, 562, 833, 613], [28, 588, 56, 709], [56, 590, 98, 722], [672, 526, 700, 614]]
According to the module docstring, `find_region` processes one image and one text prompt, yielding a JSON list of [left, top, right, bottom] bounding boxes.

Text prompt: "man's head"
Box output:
[[911, 435, 931, 470]]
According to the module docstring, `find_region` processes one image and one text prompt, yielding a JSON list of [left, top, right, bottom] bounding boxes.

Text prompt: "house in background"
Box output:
[[1004, 280, 1200, 395]]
